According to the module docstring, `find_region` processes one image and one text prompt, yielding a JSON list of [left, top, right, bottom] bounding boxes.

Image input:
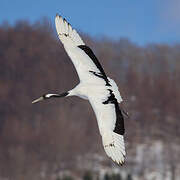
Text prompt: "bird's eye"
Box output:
[[43, 94, 48, 99]]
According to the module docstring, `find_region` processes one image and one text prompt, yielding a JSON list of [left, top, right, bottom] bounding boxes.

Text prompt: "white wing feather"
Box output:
[[55, 15, 85, 47], [55, 14, 106, 84], [108, 78, 123, 103], [88, 95, 125, 165]]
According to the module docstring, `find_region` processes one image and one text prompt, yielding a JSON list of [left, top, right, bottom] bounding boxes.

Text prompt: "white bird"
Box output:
[[32, 14, 126, 165]]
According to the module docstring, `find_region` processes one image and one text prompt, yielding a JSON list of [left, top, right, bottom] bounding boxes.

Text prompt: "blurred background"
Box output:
[[0, 0, 180, 180]]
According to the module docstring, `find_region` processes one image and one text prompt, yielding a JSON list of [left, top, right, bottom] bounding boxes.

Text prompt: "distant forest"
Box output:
[[0, 20, 180, 180]]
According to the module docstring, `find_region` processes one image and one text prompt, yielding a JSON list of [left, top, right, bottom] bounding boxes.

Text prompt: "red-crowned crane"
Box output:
[[32, 14, 126, 165]]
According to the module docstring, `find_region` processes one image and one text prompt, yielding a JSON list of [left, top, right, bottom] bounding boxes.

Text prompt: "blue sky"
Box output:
[[0, 0, 180, 45]]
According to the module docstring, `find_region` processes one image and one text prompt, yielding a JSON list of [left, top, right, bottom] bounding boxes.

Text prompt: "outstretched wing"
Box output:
[[88, 91, 126, 165], [55, 14, 110, 85]]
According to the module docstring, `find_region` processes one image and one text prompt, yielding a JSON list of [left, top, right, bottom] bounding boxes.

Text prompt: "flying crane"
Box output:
[[32, 14, 126, 165]]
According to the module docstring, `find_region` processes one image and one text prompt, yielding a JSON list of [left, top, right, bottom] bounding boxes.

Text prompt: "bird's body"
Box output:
[[32, 14, 126, 165]]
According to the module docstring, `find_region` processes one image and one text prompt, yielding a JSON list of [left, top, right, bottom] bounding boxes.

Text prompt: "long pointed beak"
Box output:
[[32, 96, 44, 104]]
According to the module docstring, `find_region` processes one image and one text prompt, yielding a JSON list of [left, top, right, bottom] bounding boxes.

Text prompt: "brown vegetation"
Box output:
[[0, 20, 180, 180]]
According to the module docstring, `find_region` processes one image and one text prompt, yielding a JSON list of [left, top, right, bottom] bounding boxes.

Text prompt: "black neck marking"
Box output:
[[55, 92, 69, 98], [78, 45, 110, 86], [103, 89, 125, 135], [43, 92, 69, 99]]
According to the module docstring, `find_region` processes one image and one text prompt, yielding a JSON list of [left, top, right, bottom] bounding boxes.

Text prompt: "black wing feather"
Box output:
[[103, 89, 125, 135], [78, 45, 111, 86]]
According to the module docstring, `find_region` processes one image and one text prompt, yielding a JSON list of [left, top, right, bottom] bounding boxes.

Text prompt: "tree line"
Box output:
[[0, 19, 179, 180]]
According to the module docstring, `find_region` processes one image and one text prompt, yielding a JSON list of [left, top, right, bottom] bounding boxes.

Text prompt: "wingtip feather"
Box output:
[[55, 13, 85, 46], [102, 132, 126, 166]]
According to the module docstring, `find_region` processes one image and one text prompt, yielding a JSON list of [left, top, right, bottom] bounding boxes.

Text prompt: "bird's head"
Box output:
[[32, 94, 50, 104]]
